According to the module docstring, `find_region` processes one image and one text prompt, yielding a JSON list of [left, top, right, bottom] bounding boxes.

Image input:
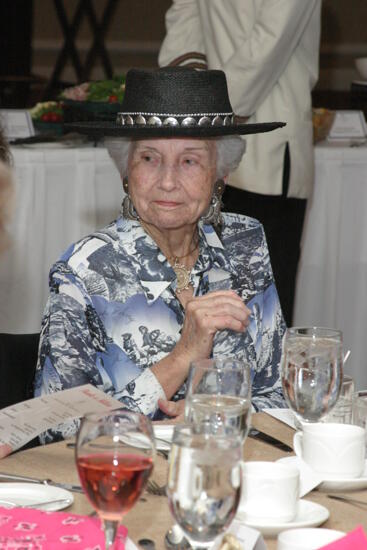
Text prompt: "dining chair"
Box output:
[[0, 332, 41, 450], [0, 332, 40, 410]]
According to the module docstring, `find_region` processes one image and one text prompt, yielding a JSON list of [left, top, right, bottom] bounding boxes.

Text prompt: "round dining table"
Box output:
[[1, 413, 366, 549]]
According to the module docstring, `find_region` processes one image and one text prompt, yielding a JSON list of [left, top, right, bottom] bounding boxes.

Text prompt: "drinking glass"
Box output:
[[185, 357, 252, 441], [321, 374, 355, 424], [75, 409, 155, 549], [281, 327, 343, 424], [166, 424, 242, 549], [352, 390, 367, 452]]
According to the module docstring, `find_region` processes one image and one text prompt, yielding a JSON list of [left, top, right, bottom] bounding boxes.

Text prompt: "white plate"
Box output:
[[279, 456, 367, 492], [236, 499, 329, 537], [153, 424, 174, 450], [0, 482, 73, 511]]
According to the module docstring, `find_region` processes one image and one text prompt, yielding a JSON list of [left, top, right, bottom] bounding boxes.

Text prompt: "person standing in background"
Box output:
[[159, 0, 322, 325]]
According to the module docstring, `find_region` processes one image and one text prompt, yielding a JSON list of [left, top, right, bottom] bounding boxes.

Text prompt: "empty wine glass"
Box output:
[[185, 357, 252, 441], [166, 424, 242, 549], [75, 409, 155, 549], [281, 327, 343, 424]]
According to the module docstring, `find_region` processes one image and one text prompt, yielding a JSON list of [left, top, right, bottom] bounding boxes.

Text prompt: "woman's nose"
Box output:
[[158, 164, 177, 190]]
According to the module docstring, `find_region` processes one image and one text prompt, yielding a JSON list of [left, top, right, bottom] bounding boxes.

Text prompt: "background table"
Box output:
[[0, 145, 122, 333], [294, 141, 367, 390]]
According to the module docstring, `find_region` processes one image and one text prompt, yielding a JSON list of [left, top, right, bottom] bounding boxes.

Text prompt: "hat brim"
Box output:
[[65, 120, 285, 138]]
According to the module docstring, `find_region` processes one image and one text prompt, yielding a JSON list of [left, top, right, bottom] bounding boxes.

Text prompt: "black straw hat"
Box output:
[[67, 67, 286, 138]]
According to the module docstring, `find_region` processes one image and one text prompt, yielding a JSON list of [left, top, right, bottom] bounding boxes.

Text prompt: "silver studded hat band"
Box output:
[[116, 112, 234, 128], [65, 67, 286, 137]]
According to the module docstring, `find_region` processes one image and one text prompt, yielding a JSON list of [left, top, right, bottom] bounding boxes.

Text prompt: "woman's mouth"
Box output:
[[154, 200, 181, 208]]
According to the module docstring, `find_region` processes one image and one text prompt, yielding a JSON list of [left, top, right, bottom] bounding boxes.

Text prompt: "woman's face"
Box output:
[[127, 138, 217, 230]]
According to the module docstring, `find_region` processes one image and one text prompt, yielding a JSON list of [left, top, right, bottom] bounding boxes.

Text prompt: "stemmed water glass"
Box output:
[[281, 327, 343, 424], [166, 423, 242, 549], [185, 356, 252, 441], [75, 409, 155, 549]]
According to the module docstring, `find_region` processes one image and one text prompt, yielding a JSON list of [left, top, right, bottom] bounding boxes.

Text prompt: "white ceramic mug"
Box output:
[[293, 422, 365, 479], [239, 461, 299, 523], [277, 528, 345, 550]]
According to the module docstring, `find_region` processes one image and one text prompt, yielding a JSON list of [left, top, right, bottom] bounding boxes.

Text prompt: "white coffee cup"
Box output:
[[293, 422, 365, 479], [240, 461, 299, 523], [277, 528, 345, 550]]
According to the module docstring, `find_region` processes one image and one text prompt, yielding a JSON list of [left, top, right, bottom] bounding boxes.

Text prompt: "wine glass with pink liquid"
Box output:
[[75, 409, 155, 549]]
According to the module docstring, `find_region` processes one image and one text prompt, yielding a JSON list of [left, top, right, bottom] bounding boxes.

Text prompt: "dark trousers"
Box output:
[[222, 144, 306, 326]]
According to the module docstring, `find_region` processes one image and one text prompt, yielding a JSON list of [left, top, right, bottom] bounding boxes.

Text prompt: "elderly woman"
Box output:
[[34, 67, 286, 441]]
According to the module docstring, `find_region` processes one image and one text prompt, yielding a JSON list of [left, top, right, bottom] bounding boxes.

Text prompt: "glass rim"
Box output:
[[81, 408, 148, 424], [189, 356, 251, 372], [286, 326, 343, 339], [352, 390, 367, 400], [172, 423, 243, 446]]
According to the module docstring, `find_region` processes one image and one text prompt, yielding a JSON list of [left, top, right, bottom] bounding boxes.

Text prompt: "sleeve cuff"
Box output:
[[133, 368, 167, 416]]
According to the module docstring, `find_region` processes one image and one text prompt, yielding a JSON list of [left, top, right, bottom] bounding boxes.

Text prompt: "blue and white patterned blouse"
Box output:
[[34, 212, 286, 442]]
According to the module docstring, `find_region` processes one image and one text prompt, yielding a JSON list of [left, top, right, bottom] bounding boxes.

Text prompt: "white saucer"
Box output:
[[153, 424, 174, 450], [279, 456, 367, 492], [236, 499, 329, 537], [0, 482, 73, 511]]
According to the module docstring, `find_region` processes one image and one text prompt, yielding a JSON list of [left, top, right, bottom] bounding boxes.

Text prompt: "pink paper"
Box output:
[[320, 526, 367, 550], [0, 505, 128, 549]]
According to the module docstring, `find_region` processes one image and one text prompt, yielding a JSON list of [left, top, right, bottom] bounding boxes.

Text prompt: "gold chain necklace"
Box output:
[[171, 240, 199, 293], [140, 221, 199, 293]]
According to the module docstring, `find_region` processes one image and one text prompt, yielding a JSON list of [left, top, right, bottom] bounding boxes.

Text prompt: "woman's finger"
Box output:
[[158, 398, 185, 418], [188, 300, 251, 328]]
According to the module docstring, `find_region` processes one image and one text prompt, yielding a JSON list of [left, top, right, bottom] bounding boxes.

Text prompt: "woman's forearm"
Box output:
[[150, 344, 194, 399]]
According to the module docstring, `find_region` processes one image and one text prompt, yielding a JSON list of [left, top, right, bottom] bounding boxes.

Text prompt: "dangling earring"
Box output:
[[121, 177, 139, 221], [200, 179, 225, 227]]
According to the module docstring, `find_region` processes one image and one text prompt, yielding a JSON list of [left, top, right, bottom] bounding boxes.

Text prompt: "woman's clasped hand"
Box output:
[[177, 290, 251, 361]]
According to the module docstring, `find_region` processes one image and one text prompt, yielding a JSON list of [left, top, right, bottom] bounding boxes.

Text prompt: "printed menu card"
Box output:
[[0, 385, 122, 458]]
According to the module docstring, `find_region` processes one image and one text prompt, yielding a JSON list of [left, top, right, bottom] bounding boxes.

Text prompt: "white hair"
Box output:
[[104, 135, 246, 180], [215, 135, 246, 179]]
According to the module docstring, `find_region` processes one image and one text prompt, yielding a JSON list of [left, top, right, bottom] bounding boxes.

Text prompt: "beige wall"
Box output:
[[32, 0, 367, 90], [319, 0, 367, 89]]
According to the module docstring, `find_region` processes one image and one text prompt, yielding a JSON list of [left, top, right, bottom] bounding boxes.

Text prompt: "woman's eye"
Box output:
[[183, 158, 196, 166], [142, 155, 152, 162]]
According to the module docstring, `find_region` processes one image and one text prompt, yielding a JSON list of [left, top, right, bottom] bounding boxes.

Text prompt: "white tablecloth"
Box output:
[[294, 141, 367, 390], [0, 146, 122, 333]]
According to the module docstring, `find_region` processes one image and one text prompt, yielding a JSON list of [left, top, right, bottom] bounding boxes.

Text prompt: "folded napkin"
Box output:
[[277, 456, 324, 497], [153, 424, 174, 449], [0, 506, 128, 549], [263, 407, 297, 429], [319, 526, 367, 549]]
